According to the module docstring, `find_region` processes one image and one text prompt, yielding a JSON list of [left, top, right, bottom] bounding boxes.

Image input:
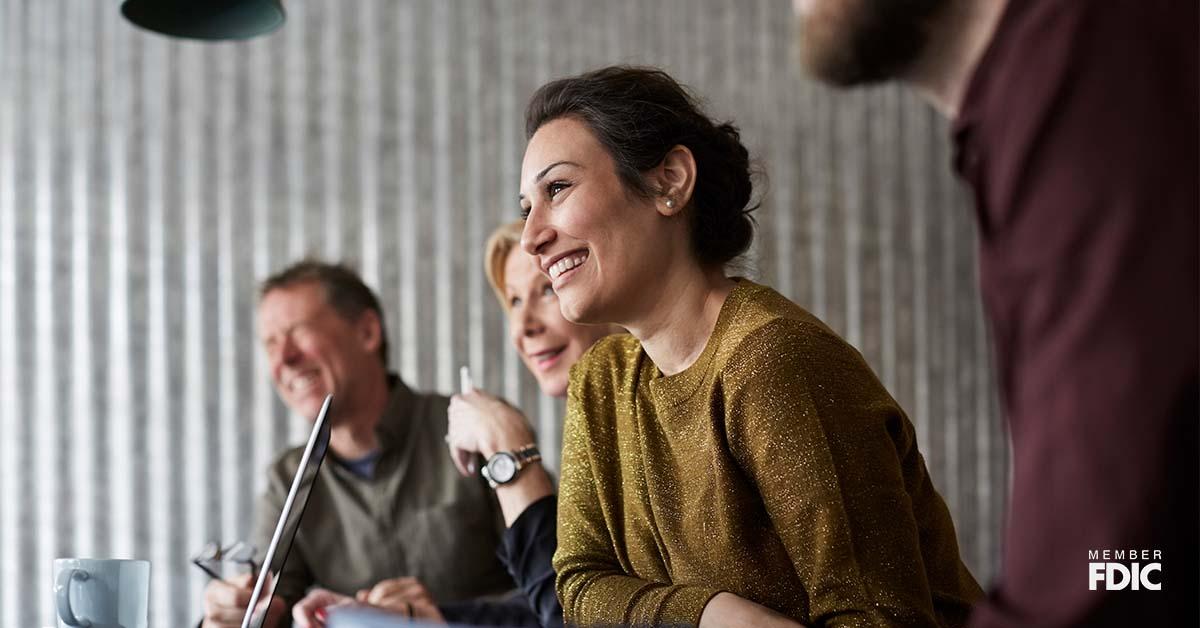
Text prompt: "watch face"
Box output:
[[487, 453, 518, 484]]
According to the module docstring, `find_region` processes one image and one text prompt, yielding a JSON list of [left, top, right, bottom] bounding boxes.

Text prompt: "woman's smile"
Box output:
[[547, 249, 589, 289]]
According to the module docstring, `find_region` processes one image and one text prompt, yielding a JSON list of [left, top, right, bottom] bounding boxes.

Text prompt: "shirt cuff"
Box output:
[[653, 585, 723, 627]]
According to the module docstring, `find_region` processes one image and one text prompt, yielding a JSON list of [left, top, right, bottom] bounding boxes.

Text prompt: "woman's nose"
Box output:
[[521, 208, 555, 257], [520, 305, 545, 337]]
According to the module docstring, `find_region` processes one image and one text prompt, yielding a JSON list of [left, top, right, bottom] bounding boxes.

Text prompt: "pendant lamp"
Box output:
[[121, 0, 285, 41]]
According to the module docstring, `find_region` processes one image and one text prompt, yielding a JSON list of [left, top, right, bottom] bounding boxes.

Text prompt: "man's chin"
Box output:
[[791, 0, 940, 87], [287, 392, 330, 420], [793, 15, 889, 86]]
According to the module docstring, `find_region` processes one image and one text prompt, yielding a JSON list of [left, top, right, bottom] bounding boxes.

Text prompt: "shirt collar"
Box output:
[[373, 373, 415, 453]]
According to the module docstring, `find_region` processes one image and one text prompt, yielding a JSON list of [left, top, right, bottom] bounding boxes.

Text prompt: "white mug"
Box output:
[[53, 558, 149, 628]]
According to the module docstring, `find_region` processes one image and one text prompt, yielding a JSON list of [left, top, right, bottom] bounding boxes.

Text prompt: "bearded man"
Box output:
[[793, 1, 1197, 626]]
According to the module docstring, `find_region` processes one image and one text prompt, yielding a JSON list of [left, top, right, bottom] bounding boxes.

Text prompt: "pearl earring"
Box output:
[[665, 198, 676, 209]]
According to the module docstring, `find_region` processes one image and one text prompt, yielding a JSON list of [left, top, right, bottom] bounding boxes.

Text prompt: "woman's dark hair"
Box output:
[[525, 66, 759, 266]]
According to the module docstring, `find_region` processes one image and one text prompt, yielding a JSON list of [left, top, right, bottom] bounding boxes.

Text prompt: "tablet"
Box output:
[[242, 394, 334, 628]]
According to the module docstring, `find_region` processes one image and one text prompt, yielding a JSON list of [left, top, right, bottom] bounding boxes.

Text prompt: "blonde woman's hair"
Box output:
[[484, 220, 526, 311]]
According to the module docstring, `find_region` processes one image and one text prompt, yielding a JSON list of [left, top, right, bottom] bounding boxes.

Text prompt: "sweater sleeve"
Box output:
[[723, 320, 942, 627], [553, 363, 721, 627]]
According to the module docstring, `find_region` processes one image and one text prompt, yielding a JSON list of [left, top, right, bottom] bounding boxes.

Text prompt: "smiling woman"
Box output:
[[440, 221, 618, 626], [487, 220, 616, 398], [523, 66, 984, 628], [291, 224, 619, 628]]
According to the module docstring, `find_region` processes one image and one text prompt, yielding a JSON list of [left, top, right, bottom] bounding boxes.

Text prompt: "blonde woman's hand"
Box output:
[[446, 390, 535, 477]]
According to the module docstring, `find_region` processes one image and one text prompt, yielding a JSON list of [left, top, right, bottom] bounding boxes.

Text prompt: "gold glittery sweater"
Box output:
[[553, 280, 982, 627]]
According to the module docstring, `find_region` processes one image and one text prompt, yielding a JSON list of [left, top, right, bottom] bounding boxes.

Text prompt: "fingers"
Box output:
[[448, 394, 471, 414], [369, 596, 414, 617], [202, 612, 246, 628], [450, 446, 475, 477], [407, 596, 447, 623], [293, 579, 440, 628], [364, 577, 424, 605], [205, 583, 252, 610], [203, 576, 256, 627], [229, 572, 256, 588], [447, 400, 478, 442], [293, 588, 353, 628], [449, 392, 492, 417], [206, 575, 254, 606], [368, 592, 442, 623], [364, 577, 437, 611], [447, 397, 478, 432], [462, 389, 501, 404], [203, 609, 247, 627], [447, 399, 483, 476]]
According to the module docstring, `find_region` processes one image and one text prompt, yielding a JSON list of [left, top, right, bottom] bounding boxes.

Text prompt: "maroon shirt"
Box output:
[[953, 0, 1198, 625]]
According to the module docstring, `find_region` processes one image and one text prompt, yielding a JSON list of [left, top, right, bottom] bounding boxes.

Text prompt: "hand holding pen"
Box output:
[[446, 366, 482, 474], [446, 365, 538, 478]]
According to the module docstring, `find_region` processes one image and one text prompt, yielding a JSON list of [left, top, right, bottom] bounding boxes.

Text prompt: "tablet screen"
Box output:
[[243, 394, 333, 628]]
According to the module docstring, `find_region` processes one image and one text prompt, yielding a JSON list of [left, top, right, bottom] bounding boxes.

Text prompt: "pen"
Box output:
[[460, 365, 479, 474]]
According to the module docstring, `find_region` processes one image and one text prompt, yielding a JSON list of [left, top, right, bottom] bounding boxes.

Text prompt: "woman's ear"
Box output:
[[654, 144, 697, 217]]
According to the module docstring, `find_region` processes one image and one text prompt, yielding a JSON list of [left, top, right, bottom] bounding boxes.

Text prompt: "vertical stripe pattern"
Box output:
[[0, 1, 1007, 625]]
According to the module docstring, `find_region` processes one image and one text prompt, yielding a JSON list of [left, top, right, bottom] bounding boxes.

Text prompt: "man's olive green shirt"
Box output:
[[255, 376, 513, 607]]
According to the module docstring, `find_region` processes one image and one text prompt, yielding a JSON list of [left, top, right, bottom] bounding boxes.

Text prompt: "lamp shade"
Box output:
[[121, 0, 285, 41]]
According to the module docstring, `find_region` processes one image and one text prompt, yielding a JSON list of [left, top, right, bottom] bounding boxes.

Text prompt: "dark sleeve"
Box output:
[[436, 496, 561, 628], [498, 495, 563, 628]]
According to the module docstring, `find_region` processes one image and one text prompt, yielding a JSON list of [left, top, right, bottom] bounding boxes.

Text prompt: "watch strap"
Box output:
[[512, 443, 542, 467]]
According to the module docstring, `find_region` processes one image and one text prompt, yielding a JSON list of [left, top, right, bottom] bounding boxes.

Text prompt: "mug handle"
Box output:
[[54, 568, 93, 627]]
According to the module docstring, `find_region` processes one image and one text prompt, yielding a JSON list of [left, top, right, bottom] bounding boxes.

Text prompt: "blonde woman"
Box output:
[[441, 220, 616, 628], [293, 222, 615, 628]]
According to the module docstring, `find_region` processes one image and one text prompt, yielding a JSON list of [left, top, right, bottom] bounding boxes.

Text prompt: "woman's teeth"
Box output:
[[549, 252, 588, 279], [534, 347, 565, 364]]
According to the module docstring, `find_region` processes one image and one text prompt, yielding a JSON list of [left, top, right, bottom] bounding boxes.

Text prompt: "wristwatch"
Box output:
[[481, 444, 541, 488]]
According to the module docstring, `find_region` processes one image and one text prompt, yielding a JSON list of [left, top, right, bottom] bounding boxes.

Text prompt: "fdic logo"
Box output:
[[1088, 549, 1162, 591]]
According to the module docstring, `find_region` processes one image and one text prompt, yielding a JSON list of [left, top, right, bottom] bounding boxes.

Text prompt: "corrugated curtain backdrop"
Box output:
[[0, 1, 1007, 625]]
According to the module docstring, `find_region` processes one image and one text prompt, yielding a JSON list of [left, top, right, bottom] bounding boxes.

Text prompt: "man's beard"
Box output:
[[793, 0, 947, 86]]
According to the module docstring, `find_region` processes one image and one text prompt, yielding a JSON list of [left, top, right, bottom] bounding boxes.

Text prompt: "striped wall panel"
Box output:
[[0, 1, 1007, 625]]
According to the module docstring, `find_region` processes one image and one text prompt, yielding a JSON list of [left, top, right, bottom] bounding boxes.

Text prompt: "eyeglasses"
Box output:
[[191, 541, 258, 581]]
